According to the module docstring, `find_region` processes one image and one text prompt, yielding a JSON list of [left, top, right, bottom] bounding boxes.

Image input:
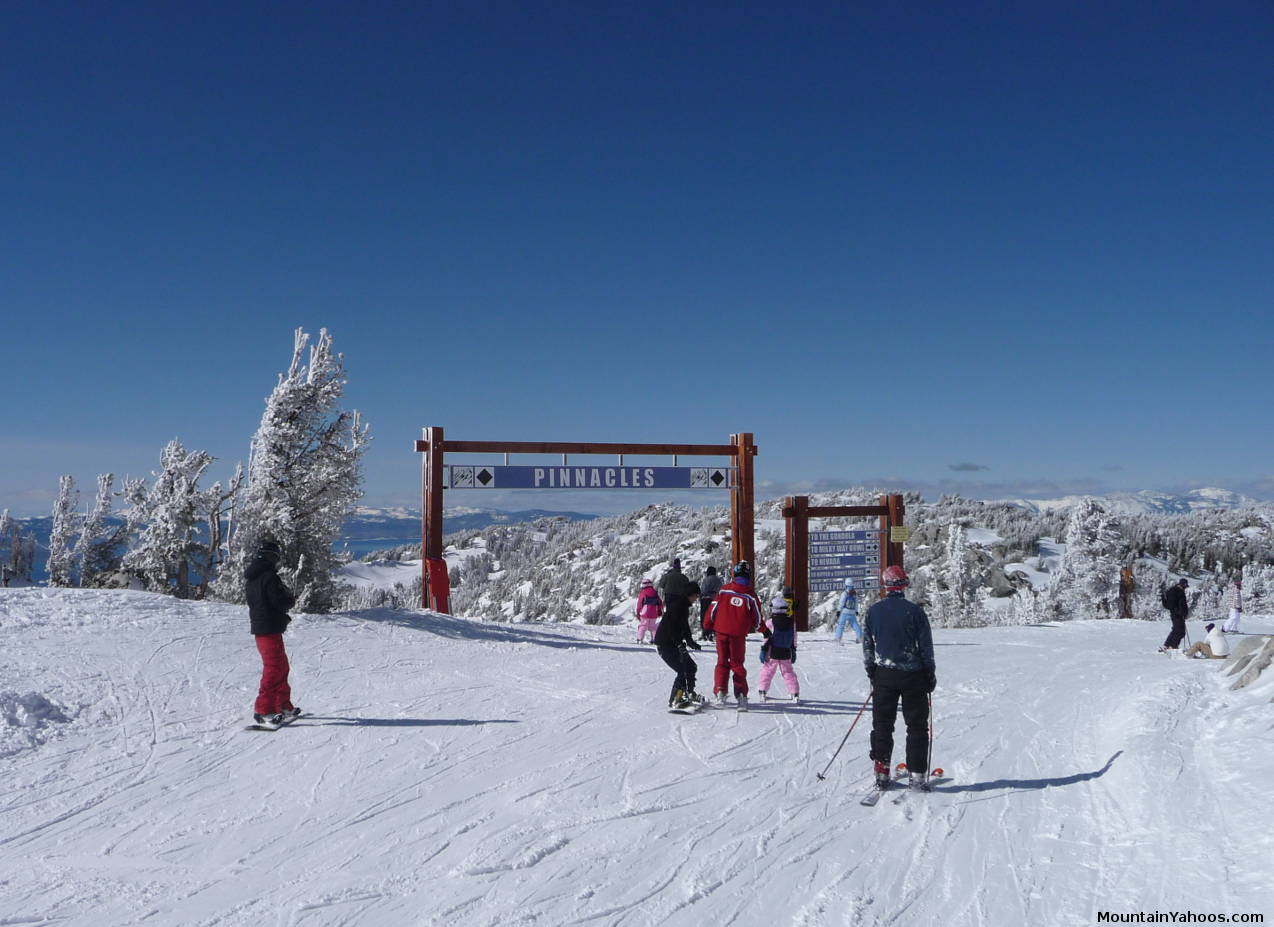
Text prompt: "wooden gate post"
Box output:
[[422, 425, 448, 613], [784, 495, 810, 631], [729, 432, 756, 572], [887, 493, 905, 574]]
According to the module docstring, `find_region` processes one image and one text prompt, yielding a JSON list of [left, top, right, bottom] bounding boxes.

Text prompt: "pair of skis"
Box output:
[[860, 763, 946, 806]]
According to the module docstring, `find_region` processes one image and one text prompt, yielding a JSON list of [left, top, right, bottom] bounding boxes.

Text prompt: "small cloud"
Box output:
[[1102, 465, 1124, 472], [947, 463, 991, 472]]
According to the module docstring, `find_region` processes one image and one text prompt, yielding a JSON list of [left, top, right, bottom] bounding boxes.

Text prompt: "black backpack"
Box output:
[[1160, 585, 1172, 609]]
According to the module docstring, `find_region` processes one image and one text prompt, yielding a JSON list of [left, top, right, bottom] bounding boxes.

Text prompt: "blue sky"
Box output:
[[4, 0, 1273, 516]]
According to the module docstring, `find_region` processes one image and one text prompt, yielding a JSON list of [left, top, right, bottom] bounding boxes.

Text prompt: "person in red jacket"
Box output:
[[705, 560, 763, 710]]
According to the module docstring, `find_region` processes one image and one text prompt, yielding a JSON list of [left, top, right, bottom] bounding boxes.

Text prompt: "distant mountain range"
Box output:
[[342, 506, 598, 541], [993, 487, 1263, 516]]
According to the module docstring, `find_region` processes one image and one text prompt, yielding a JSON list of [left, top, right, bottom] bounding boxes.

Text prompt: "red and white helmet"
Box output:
[[881, 565, 909, 589]]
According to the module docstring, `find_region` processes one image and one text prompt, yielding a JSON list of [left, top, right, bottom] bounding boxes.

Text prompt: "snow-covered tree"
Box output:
[[0, 510, 13, 584], [123, 440, 215, 596], [216, 328, 369, 612], [73, 474, 119, 585], [928, 520, 977, 627], [46, 475, 79, 587], [199, 463, 242, 592], [1042, 499, 1122, 620]]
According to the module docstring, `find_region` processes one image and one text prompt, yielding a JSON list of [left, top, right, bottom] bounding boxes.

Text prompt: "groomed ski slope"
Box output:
[[2, 588, 1271, 927]]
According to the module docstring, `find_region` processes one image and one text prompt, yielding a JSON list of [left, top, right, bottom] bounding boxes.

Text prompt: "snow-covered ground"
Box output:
[[2, 588, 1272, 926]]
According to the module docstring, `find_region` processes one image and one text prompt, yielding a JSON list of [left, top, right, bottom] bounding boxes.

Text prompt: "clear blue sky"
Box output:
[[4, 0, 1273, 516]]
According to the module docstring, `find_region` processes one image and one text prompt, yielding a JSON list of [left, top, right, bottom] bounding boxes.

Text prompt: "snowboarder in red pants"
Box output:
[[246, 538, 299, 729], [705, 560, 762, 709]]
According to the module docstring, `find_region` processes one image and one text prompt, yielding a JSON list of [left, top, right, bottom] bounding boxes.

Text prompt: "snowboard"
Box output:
[[244, 709, 303, 731]]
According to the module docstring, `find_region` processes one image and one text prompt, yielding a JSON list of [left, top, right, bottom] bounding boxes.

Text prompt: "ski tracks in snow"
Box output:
[[3, 591, 1272, 926]]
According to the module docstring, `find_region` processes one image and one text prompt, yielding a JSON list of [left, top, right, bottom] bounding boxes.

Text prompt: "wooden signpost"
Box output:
[[782, 494, 906, 632]]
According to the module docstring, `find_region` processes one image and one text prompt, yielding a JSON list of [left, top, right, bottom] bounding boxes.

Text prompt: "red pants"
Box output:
[[254, 634, 293, 715], [713, 633, 749, 696]]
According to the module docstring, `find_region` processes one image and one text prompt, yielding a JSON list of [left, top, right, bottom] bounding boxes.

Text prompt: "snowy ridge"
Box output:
[[994, 487, 1262, 515], [1, 587, 1271, 925], [399, 492, 1274, 629]]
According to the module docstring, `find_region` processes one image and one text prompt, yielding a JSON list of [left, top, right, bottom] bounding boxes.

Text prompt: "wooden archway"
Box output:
[[414, 428, 757, 613]]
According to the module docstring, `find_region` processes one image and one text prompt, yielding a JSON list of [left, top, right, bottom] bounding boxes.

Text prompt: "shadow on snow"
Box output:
[[301, 716, 518, 728], [332, 608, 637, 653], [940, 750, 1124, 800]]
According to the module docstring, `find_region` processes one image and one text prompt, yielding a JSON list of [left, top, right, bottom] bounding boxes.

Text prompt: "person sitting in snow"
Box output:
[[656, 581, 703, 708], [758, 596, 800, 703], [1184, 623, 1231, 660], [635, 579, 664, 644], [245, 538, 300, 729]]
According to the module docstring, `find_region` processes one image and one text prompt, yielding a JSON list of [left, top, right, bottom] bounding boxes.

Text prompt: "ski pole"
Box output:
[[927, 693, 934, 776], [816, 690, 872, 781]]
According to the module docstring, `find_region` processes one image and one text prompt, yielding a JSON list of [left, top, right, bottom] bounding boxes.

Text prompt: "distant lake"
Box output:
[[334, 537, 419, 559]]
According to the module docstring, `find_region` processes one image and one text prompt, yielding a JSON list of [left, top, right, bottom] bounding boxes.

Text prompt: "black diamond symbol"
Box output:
[[711, 470, 725, 486], [478, 469, 493, 486]]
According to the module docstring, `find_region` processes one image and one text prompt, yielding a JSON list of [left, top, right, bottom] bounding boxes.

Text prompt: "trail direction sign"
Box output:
[[808, 529, 883, 593]]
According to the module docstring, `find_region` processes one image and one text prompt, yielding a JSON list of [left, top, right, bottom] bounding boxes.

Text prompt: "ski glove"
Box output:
[[925, 671, 937, 693], [866, 665, 877, 683]]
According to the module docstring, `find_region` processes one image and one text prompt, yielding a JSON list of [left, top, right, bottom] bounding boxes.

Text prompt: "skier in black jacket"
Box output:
[[1160, 578, 1190, 652], [656, 581, 702, 708], [246, 538, 299, 728], [863, 564, 936, 791], [698, 566, 724, 642]]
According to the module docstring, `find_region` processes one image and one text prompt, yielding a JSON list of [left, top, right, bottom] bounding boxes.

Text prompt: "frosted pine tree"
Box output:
[[74, 474, 119, 585], [123, 440, 215, 596], [1043, 499, 1121, 619], [46, 475, 79, 587], [200, 463, 242, 589], [216, 328, 369, 612], [0, 510, 12, 584], [930, 520, 974, 627]]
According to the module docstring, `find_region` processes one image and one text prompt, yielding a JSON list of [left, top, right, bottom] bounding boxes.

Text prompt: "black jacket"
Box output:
[[655, 596, 700, 649], [658, 567, 695, 605], [246, 554, 295, 635], [863, 592, 935, 674], [1164, 584, 1189, 620], [762, 612, 797, 661]]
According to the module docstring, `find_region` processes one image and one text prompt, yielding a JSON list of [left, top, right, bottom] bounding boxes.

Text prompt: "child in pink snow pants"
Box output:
[[635, 578, 663, 643], [758, 596, 800, 702]]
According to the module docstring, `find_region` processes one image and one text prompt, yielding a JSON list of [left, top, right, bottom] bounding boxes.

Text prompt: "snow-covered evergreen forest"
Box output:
[[342, 489, 1274, 629]]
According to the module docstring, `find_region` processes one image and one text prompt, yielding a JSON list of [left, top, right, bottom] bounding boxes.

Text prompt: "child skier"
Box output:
[[758, 596, 800, 702], [635, 578, 664, 644], [834, 577, 861, 644], [655, 581, 703, 708]]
